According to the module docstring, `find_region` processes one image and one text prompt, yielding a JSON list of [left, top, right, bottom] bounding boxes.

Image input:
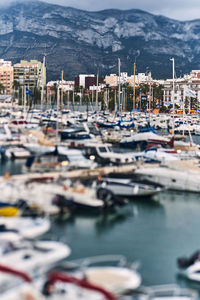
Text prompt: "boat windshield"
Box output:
[[99, 147, 108, 153]]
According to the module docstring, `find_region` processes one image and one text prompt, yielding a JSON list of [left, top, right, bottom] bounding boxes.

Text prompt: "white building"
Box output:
[[163, 71, 200, 107], [47, 80, 74, 92], [0, 59, 12, 67], [105, 72, 152, 87]]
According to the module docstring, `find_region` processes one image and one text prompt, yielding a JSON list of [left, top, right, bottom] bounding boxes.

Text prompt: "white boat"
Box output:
[[0, 217, 50, 239], [5, 146, 31, 159], [177, 250, 200, 282], [0, 239, 71, 278], [0, 180, 60, 215], [57, 146, 98, 169], [84, 142, 136, 165], [0, 264, 116, 300], [136, 148, 179, 163], [52, 182, 106, 211], [135, 161, 200, 192], [97, 178, 163, 198], [24, 143, 56, 155], [62, 255, 141, 295]]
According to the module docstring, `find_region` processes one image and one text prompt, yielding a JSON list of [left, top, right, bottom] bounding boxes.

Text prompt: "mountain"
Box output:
[[0, 1, 200, 80]]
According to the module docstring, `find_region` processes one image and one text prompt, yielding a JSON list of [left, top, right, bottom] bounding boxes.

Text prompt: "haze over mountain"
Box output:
[[0, 0, 200, 81]]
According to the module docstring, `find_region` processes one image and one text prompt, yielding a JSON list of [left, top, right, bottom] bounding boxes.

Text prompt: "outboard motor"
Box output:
[[96, 187, 126, 208], [52, 194, 73, 215], [96, 187, 115, 208], [25, 156, 35, 169]]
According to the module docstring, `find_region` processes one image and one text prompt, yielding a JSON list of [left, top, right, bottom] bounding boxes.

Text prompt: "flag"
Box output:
[[183, 86, 196, 98], [26, 88, 32, 95]]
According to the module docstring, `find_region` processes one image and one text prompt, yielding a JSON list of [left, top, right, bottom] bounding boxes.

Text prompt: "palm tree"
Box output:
[[0, 83, 5, 94], [13, 80, 20, 103]]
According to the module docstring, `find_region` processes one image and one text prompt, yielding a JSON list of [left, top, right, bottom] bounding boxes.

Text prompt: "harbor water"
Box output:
[[1, 160, 200, 291]]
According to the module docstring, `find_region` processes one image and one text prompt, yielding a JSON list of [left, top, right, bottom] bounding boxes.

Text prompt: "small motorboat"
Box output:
[[97, 177, 163, 198], [177, 250, 200, 282], [0, 217, 50, 239], [0, 264, 117, 300], [58, 255, 142, 295], [0, 239, 71, 280]]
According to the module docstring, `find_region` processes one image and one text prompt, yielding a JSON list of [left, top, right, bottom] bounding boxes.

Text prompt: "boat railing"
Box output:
[[140, 284, 198, 299]]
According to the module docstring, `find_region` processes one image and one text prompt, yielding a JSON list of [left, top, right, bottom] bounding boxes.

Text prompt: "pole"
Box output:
[[67, 90, 70, 110], [183, 95, 185, 136], [56, 86, 60, 141], [61, 70, 64, 109], [170, 57, 175, 134], [96, 73, 99, 112], [118, 58, 121, 112], [133, 62, 136, 111], [41, 55, 45, 111], [92, 88, 94, 104], [72, 91, 75, 111], [24, 86, 26, 116], [114, 89, 117, 112]]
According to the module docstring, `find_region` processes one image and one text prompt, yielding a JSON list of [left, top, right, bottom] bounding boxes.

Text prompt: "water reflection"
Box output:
[[0, 159, 25, 175], [3, 160, 200, 291], [95, 206, 133, 235]]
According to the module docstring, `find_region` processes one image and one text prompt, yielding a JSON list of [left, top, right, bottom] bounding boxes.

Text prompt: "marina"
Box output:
[[1, 105, 200, 299], [1, 0, 200, 297]]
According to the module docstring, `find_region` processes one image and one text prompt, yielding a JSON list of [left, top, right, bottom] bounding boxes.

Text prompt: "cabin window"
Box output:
[[99, 147, 107, 153]]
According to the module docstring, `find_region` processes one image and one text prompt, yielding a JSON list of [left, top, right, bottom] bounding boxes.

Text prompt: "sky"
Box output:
[[1, 0, 200, 21], [44, 0, 200, 21]]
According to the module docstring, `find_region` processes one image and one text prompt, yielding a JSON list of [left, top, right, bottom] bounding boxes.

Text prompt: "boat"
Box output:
[[120, 131, 171, 150], [83, 142, 136, 166], [56, 254, 141, 295], [52, 181, 113, 211], [4, 146, 31, 159], [57, 146, 98, 169], [177, 250, 200, 282], [0, 202, 19, 217], [0, 264, 116, 300], [0, 239, 71, 278], [135, 161, 200, 192], [97, 177, 163, 198], [0, 217, 50, 239]]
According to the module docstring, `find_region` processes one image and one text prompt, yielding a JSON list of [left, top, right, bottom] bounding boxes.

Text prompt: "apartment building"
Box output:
[[0, 59, 13, 95], [13, 59, 46, 90]]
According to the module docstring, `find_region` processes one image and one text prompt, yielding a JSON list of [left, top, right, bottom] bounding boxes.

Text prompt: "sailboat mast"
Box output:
[[41, 55, 45, 111], [133, 62, 136, 111], [118, 58, 121, 112], [61, 70, 64, 109], [95, 72, 99, 112], [170, 57, 175, 134]]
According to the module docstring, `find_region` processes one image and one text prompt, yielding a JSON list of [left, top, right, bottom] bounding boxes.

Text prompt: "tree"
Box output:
[[0, 83, 5, 94]]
